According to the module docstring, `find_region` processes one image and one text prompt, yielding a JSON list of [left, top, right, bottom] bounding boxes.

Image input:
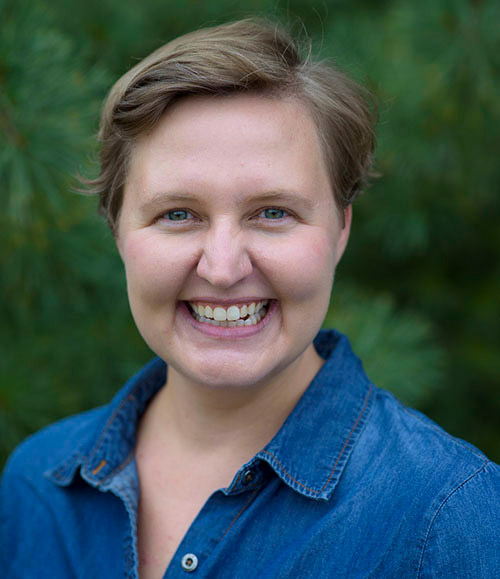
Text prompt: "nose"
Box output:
[[196, 220, 253, 288]]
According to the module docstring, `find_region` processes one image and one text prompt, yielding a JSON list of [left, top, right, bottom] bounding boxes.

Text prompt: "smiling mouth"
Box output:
[[187, 300, 270, 327]]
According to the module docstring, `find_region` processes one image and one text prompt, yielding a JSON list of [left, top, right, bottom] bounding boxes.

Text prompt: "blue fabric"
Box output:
[[1, 329, 499, 578]]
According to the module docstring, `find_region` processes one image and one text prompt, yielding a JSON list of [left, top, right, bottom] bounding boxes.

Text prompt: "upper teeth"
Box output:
[[189, 301, 268, 321]]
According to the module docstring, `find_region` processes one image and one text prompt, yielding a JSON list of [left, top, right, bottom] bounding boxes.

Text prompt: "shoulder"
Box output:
[[354, 384, 498, 501], [0, 407, 108, 578], [417, 460, 500, 577], [1, 405, 108, 486], [0, 352, 164, 578], [367, 386, 489, 471], [1, 355, 165, 486], [364, 388, 500, 577]]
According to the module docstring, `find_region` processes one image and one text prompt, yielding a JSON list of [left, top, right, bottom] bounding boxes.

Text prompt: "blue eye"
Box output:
[[261, 208, 287, 220], [165, 209, 190, 221]]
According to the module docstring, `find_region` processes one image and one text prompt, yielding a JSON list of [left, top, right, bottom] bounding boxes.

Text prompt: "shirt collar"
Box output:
[[46, 330, 374, 501], [256, 330, 374, 500], [45, 357, 166, 488]]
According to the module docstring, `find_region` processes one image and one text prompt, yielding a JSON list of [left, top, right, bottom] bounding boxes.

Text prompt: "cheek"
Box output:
[[121, 233, 194, 304], [260, 231, 336, 302]]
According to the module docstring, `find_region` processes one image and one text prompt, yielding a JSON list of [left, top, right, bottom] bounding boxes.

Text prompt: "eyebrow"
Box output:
[[246, 191, 317, 211], [139, 190, 318, 214], [139, 193, 199, 216]]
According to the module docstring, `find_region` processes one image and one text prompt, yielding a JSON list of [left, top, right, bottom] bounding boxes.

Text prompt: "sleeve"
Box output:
[[417, 461, 500, 579]]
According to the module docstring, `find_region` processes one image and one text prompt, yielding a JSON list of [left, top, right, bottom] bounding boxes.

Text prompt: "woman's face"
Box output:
[[117, 94, 351, 390]]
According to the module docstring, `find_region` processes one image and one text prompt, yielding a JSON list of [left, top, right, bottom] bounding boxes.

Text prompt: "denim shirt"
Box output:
[[1, 330, 499, 578]]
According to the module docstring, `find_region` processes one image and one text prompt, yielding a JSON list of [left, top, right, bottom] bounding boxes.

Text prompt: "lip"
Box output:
[[178, 299, 278, 339]]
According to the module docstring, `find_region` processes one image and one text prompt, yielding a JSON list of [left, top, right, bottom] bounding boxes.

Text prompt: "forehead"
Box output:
[[124, 93, 333, 208]]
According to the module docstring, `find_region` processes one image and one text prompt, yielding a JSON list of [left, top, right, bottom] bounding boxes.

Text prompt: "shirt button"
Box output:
[[181, 553, 198, 572], [242, 468, 256, 485]]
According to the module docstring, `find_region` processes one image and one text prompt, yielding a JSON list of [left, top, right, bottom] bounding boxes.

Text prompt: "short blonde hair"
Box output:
[[86, 18, 376, 233]]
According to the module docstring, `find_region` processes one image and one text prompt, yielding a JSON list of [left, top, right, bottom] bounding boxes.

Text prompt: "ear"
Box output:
[[334, 205, 352, 266]]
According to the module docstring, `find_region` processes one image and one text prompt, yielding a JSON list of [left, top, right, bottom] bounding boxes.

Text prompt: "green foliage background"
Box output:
[[1, 0, 499, 465]]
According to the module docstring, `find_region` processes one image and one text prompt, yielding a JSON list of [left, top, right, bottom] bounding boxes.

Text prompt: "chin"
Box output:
[[168, 355, 281, 391]]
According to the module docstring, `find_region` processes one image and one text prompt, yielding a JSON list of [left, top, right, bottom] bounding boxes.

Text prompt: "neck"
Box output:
[[138, 344, 324, 464]]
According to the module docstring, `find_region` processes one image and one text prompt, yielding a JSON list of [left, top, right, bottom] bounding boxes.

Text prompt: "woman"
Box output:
[[1, 19, 499, 579]]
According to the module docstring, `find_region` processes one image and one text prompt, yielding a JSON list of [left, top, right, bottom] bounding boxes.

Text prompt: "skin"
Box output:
[[116, 93, 352, 576], [117, 93, 351, 398]]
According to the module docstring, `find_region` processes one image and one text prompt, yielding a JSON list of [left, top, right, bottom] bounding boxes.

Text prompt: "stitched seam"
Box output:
[[54, 378, 154, 483], [50, 452, 83, 481], [87, 393, 138, 465], [85, 370, 163, 477], [416, 460, 489, 579], [52, 450, 135, 486], [82, 390, 140, 481], [260, 450, 321, 493], [232, 469, 243, 488], [97, 450, 135, 484], [219, 488, 260, 541], [125, 531, 135, 578], [261, 383, 373, 493], [321, 383, 373, 491]]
